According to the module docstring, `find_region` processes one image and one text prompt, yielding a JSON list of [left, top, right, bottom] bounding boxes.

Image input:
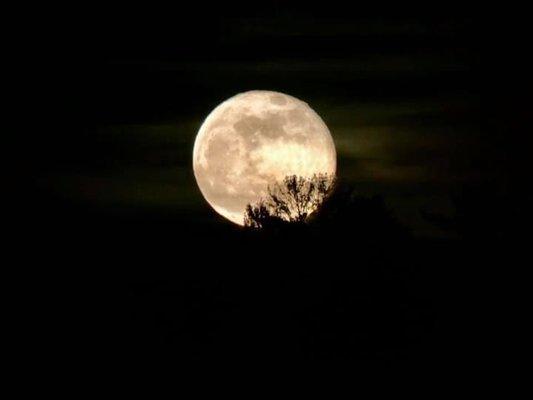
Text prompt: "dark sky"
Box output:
[[37, 3, 507, 237], [26, 1, 531, 371]]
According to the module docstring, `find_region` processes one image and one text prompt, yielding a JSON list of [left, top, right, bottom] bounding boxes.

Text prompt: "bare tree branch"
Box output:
[[244, 173, 335, 228]]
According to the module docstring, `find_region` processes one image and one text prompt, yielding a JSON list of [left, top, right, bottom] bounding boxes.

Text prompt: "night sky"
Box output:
[[30, 3, 525, 369], [36, 4, 494, 237]]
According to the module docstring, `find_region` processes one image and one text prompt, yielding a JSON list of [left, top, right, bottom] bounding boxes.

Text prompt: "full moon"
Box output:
[[193, 90, 336, 225]]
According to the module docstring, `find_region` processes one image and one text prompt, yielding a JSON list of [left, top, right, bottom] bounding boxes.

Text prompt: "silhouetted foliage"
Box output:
[[244, 202, 286, 229], [420, 184, 526, 240], [244, 173, 335, 228], [310, 181, 409, 241]]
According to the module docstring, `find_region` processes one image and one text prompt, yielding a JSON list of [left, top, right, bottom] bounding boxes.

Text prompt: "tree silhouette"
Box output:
[[244, 173, 335, 228]]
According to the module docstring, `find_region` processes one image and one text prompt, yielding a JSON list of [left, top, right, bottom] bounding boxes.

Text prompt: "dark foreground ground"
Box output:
[[26, 193, 512, 372]]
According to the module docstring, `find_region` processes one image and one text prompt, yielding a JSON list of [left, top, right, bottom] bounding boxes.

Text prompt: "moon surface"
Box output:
[[193, 90, 336, 225]]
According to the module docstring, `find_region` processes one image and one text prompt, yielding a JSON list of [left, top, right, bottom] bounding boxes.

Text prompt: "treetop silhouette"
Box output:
[[244, 173, 335, 229]]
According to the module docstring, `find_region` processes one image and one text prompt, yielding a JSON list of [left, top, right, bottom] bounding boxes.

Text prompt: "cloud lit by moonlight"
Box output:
[[193, 90, 336, 225]]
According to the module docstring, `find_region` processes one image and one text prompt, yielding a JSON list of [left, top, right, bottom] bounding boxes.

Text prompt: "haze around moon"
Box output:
[[193, 90, 336, 225]]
